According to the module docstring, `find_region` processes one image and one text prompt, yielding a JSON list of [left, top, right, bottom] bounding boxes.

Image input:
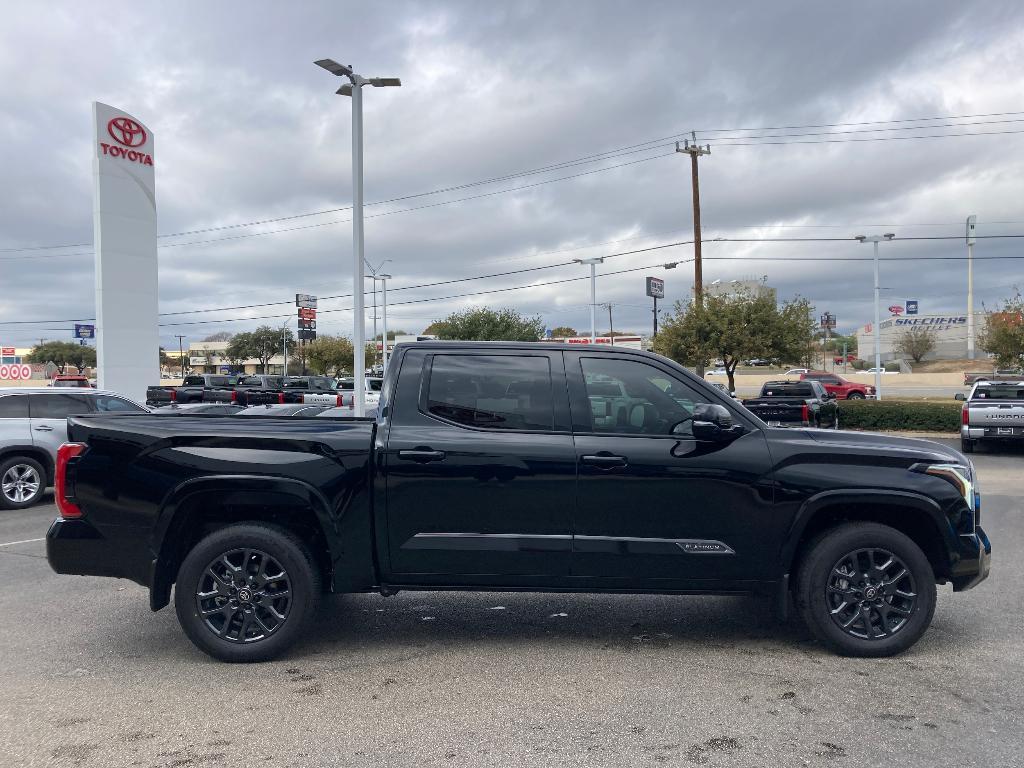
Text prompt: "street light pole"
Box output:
[[966, 215, 977, 360], [574, 257, 604, 342], [855, 233, 895, 401], [380, 273, 391, 373], [316, 58, 401, 416]]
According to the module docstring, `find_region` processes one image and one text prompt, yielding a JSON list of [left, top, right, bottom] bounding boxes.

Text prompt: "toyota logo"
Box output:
[[107, 116, 147, 148]]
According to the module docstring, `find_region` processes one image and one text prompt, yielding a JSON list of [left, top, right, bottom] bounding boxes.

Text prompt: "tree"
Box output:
[[431, 307, 544, 342], [26, 341, 96, 375], [654, 290, 816, 393], [549, 326, 577, 338], [202, 331, 233, 343], [305, 335, 354, 376], [980, 290, 1024, 369], [226, 326, 295, 372], [895, 326, 936, 363]]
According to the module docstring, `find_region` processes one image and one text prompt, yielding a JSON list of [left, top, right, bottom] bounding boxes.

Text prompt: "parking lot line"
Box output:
[[0, 537, 44, 547]]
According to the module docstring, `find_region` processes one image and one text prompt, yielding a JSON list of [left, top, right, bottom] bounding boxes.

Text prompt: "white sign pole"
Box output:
[[92, 102, 158, 404]]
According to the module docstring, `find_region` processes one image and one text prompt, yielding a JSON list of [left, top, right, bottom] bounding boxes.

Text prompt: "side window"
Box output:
[[0, 395, 29, 418], [92, 395, 146, 413], [426, 355, 554, 431], [29, 393, 93, 418], [580, 358, 707, 437]]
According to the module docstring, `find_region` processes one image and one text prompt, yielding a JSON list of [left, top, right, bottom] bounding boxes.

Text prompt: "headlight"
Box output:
[[915, 463, 975, 510]]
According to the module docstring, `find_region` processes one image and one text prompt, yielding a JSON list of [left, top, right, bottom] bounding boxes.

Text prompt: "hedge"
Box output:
[[836, 399, 961, 432]]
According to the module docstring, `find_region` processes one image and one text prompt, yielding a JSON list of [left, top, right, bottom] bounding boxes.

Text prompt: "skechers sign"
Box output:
[[98, 116, 153, 166], [893, 316, 967, 330]]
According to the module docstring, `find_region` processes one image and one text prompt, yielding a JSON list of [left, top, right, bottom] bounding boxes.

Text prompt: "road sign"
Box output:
[[645, 276, 665, 299], [819, 312, 836, 329], [295, 294, 317, 309], [74, 324, 95, 340], [906, 300, 918, 315]]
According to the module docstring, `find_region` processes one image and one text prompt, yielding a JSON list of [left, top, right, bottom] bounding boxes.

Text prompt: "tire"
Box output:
[[960, 439, 975, 454], [794, 522, 936, 657], [847, 392, 865, 400], [174, 523, 321, 663], [0, 456, 46, 510]]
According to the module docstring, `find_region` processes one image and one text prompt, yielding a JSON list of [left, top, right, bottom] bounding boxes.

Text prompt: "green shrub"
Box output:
[[836, 399, 960, 432], [883, 361, 901, 372], [850, 359, 868, 370]]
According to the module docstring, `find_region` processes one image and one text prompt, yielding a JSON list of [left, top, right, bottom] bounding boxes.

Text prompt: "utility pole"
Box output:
[[966, 215, 977, 359], [174, 335, 186, 380], [604, 303, 614, 346], [676, 132, 710, 374], [281, 322, 289, 376], [380, 272, 391, 372]]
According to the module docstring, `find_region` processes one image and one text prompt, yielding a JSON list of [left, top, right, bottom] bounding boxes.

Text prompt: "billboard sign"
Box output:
[[645, 276, 665, 299], [0, 364, 32, 380], [905, 300, 918, 315], [297, 307, 317, 320], [819, 312, 836, 329], [74, 324, 95, 340], [888, 304, 904, 316], [1, 347, 14, 356], [295, 294, 317, 309]]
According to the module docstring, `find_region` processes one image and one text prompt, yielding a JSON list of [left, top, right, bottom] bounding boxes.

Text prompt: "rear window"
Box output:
[[762, 383, 814, 397], [425, 354, 554, 431], [0, 394, 29, 418], [238, 376, 283, 388], [183, 376, 207, 386], [974, 387, 1024, 400]]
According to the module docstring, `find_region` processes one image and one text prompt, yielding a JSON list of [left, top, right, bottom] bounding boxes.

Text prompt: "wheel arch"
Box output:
[[149, 475, 338, 611], [782, 490, 954, 584]]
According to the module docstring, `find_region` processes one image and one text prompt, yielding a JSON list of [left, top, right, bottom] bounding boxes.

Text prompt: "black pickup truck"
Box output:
[[742, 380, 839, 429], [47, 342, 989, 663], [146, 374, 238, 407], [203, 374, 287, 407]]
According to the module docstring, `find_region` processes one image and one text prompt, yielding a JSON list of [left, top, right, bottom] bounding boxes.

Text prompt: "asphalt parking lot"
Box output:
[[0, 438, 1019, 768]]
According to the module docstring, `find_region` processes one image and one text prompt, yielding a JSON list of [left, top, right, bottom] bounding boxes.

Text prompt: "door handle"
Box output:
[[398, 449, 447, 463], [582, 454, 628, 468], [33, 425, 54, 432]]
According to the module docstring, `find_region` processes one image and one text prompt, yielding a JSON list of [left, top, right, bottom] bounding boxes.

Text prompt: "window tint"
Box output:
[[762, 382, 814, 397], [92, 395, 147, 413], [580, 358, 707, 437], [183, 376, 207, 386], [975, 387, 1024, 400], [426, 355, 553, 431], [337, 380, 354, 391], [29, 393, 93, 418], [0, 395, 29, 418]]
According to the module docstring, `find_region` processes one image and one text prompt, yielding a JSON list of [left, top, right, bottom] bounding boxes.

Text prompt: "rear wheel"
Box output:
[[847, 392, 865, 400], [174, 523, 321, 662], [795, 522, 936, 657], [961, 438, 975, 454], [0, 456, 46, 510]]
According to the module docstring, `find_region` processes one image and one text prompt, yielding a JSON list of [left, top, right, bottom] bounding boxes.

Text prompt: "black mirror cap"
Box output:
[[692, 403, 744, 441]]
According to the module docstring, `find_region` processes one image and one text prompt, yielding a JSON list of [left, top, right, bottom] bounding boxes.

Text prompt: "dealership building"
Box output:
[[854, 313, 989, 362]]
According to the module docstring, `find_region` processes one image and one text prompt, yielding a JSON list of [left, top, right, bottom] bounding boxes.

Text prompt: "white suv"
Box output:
[[0, 388, 147, 509]]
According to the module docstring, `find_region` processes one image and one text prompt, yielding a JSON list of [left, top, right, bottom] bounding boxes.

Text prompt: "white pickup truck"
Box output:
[[956, 381, 1024, 453]]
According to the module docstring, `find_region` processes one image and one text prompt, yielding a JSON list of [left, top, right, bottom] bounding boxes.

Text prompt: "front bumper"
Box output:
[[950, 526, 991, 591], [46, 518, 153, 588]]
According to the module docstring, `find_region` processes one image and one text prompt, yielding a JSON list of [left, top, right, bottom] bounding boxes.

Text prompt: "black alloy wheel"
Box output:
[[175, 523, 321, 662], [195, 548, 292, 643], [825, 548, 916, 640], [794, 522, 936, 657]]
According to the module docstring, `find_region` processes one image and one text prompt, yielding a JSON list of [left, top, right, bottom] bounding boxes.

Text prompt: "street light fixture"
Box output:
[[855, 232, 896, 401], [573, 257, 604, 342], [315, 57, 401, 416]]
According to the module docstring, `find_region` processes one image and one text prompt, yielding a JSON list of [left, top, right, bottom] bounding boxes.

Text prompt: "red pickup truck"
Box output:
[[800, 371, 874, 400]]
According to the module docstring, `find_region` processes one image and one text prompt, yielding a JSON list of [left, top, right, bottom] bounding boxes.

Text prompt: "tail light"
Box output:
[[230, 390, 238, 403], [336, 395, 344, 406], [169, 389, 177, 403], [278, 392, 286, 404], [55, 443, 87, 519], [801, 404, 810, 424], [962, 405, 969, 426]]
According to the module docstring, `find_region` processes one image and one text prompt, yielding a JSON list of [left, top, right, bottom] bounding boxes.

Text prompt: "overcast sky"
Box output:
[[2, 1, 1024, 348]]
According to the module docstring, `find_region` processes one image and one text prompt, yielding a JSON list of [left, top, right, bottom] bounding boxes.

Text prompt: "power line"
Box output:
[[705, 127, 1024, 147]]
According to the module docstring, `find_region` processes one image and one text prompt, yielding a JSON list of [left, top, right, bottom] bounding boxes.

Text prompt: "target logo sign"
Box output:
[[0, 364, 32, 380]]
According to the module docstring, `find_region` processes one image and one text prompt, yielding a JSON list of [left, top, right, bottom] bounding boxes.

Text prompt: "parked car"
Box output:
[[50, 375, 93, 388], [0, 387, 147, 509], [833, 354, 857, 364], [46, 342, 990, 662], [146, 374, 238, 406], [150, 403, 244, 416], [203, 374, 286, 407], [704, 367, 727, 377], [867, 367, 898, 375], [280, 376, 338, 404], [744, 358, 771, 366], [956, 381, 1024, 453], [800, 371, 875, 400], [741, 380, 838, 429], [963, 368, 1024, 386], [235, 403, 330, 417], [336, 376, 384, 407], [783, 368, 809, 376]]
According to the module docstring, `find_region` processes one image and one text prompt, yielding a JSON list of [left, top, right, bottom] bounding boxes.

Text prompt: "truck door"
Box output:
[[382, 348, 576, 581], [565, 352, 777, 586]]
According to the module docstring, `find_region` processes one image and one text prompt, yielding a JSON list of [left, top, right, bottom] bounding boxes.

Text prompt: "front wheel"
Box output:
[[795, 522, 936, 657], [847, 392, 865, 400], [174, 523, 321, 663]]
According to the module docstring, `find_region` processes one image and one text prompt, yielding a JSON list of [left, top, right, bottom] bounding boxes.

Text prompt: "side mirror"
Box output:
[[954, 392, 966, 401], [691, 403, 744, 442]]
